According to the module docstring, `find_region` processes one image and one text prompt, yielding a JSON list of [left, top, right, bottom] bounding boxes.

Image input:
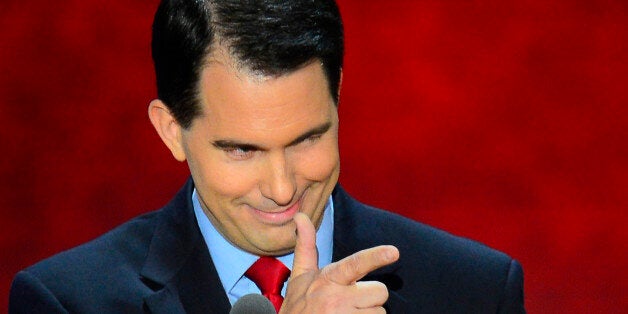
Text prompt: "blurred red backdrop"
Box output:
[[1, 0, 626, 312]]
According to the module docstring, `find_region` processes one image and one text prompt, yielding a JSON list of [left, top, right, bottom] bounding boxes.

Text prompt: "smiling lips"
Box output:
[[250, 197, 303, 226]]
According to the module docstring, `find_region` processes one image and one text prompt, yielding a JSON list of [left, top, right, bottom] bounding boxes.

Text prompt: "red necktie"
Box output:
[[245, 256, 291, 313]]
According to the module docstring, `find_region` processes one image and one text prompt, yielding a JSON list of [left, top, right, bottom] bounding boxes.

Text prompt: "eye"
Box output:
[[224, 146, 255, 160], [305, 134, 323, 144]]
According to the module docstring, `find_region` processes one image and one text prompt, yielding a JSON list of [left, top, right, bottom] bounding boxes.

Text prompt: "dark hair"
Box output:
[[152, 0, 344, 129]]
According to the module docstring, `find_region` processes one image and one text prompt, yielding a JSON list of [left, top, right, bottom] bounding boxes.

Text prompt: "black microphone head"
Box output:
[[229, 294, 277, 314]]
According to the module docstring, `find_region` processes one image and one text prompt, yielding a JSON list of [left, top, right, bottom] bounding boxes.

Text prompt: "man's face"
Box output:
[[179, 55, 340, 256]]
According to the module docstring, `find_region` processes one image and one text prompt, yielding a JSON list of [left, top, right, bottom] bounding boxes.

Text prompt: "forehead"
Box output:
[[193, 53, 336, 142]]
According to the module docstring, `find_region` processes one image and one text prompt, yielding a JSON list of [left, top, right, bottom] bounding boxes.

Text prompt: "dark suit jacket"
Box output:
[[10, 179, 525, 313]]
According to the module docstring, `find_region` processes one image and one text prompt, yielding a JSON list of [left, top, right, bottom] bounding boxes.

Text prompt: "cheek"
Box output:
[[296, 140, 340, 181], [211, 167, 257, 200], [192, 154, 258, 202]]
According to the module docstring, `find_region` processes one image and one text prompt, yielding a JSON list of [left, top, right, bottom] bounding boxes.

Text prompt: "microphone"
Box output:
[[229, 294, 277, 314]]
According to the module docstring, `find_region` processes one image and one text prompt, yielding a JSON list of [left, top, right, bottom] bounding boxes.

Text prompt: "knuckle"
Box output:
[[374, 247, 394, 266], [341, 254, 362, 278], [319, 264, 334, 282]]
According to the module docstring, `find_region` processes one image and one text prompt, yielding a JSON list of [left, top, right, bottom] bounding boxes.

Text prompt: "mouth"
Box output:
[[249, 194, 305, 226]]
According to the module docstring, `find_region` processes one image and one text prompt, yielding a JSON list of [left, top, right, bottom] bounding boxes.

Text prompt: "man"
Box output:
[[10, 0, 525, 313]]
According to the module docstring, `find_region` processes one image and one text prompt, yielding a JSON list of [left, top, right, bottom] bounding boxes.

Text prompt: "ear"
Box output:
[[148, 99, 187, 162]]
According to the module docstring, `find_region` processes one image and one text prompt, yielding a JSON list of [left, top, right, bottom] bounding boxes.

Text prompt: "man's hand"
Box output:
[[280, 213, 399, 313]]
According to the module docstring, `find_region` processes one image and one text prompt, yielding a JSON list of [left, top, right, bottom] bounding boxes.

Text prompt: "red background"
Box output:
[[1, 0, 626, 312]]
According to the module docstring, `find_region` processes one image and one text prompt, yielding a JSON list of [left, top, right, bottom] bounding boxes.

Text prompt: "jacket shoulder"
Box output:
[[333, 187, 525, 312], [334, 186, 512, 262], [10, 210, 160, 313]]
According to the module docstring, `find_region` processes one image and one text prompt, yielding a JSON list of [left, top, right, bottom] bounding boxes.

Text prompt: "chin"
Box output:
[[254, 232, 297, 256]]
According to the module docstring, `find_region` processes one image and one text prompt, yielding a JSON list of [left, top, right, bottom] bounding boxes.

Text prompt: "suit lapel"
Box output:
[[140, 179, 231, 314], [331, 185, 408, 312]]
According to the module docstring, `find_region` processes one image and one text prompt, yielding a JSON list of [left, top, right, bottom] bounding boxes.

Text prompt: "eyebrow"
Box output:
[[212, 121, 332, 151]]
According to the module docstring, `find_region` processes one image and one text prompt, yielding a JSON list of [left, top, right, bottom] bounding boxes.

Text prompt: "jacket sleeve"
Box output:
[[497, 259, 526, 314], [9, 270, 69, 314]]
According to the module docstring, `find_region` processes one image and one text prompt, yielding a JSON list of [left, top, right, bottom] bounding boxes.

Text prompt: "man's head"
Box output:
[[148, 0, 344, 256], [151, 0, 343, 129]]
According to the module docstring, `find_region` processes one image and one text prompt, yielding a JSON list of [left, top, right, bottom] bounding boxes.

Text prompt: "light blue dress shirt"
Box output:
[[192, 189, 335, 305]]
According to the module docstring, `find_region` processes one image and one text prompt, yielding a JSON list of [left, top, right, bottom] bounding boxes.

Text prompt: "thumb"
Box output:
[[291, 212, 319, 277]]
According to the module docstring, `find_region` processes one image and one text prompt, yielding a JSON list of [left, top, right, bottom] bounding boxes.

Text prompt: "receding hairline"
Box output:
[[201, 41, 326, 83], [189, 48, 335, 125]]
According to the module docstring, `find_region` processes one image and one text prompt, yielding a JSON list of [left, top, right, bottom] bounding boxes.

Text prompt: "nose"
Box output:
[[260, 151, 297, 206]]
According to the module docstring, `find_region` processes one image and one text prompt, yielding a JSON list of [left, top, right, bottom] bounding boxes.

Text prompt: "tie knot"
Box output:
[[245, 256, 291, 295], [245, 257, 291, 312]]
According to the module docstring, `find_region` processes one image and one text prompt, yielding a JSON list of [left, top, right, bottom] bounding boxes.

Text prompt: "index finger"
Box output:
[[322, 245, 399, 285]]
